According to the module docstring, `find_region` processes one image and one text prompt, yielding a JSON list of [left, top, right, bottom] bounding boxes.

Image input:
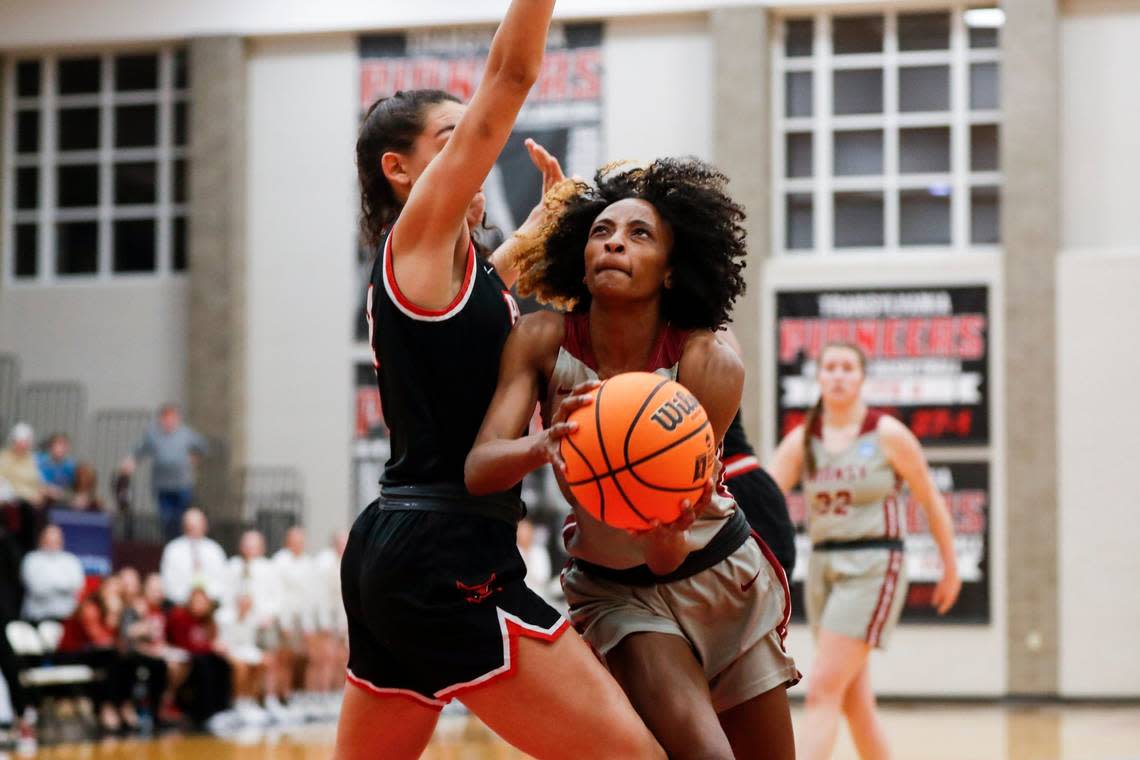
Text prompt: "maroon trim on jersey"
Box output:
[[809, 407, 885, 439], [561, 313, 691, 373], [750, 530, 793, 649], [865, 549, 904, 647], [383, 234, 477, 318]]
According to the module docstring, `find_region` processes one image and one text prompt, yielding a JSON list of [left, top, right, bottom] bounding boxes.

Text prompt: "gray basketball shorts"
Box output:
[[562, 535, 800, 713], [806, 546, 908, 649]]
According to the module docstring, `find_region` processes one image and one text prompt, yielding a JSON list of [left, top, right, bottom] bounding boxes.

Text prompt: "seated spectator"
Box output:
[[166, 588, 231, 726], [20, 525, 85, 624], [58, 587, 131, 733], [517, 518, 553, 601], [36, 433, 76, 504], [272, 526, 324, 719], [140, 572, 190, 721], [160, 508, 227, 605], [216, 593, 270, 726], [313, 531, 349, 714], [116, 568, 169, 725], [0, 424, 47, 549], [69, 464, 105, 512], [226, 531, 295, 722]]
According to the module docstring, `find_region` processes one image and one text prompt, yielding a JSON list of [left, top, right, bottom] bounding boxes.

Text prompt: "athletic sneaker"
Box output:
[[206, 709, 242, 735], [264, 695, 300, 725], [235, 698, 270, 727]]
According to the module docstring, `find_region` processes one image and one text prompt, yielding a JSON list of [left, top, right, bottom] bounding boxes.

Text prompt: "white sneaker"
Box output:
[[264, 696, 297, 725], [206, 709, 242, 735], [235, 699, 270, 727]]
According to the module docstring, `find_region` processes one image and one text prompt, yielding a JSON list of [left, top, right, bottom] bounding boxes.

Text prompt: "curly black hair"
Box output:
[[513, 158, 747, 331]]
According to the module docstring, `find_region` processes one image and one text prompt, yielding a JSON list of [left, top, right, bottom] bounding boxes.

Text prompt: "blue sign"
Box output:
[[49, 509, 112, 577]]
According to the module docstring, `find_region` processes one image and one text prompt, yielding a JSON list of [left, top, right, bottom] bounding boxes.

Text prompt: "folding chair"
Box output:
[[5, 621, 100, 742]]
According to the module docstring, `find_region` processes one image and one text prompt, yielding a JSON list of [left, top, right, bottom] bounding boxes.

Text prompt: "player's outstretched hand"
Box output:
[[525, 137, 566, 196], [931, 566, 961, 614], [533, 380, 601, 473]]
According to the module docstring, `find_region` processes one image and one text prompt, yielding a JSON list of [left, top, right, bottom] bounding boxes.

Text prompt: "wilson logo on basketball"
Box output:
[[650, 391, 701, 432]]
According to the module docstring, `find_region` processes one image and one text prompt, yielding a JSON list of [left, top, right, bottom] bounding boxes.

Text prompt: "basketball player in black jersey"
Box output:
[[718, 328, 797, 577], [334, 2, 663, 758]]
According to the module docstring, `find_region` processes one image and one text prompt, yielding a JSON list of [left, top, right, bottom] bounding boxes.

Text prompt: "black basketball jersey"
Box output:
[[366, 231, 524, 518], [723, 411, 755, 460]]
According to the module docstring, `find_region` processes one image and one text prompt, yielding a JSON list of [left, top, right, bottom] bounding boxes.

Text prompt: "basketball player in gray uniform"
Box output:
[[466, 159, 797, 760], [769, 342, 962, 760]]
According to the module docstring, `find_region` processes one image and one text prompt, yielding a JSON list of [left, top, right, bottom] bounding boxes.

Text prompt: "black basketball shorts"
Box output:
[[725, 464, 798, 579], [341, 500, 568, 709]]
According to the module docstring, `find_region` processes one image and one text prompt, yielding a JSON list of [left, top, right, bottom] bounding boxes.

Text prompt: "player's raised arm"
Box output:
[[391, 0, 557, 310]]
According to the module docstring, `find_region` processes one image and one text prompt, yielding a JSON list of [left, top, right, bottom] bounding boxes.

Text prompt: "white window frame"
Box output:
[[1, 45, 188, 286], [771, 5, 1002, 257]]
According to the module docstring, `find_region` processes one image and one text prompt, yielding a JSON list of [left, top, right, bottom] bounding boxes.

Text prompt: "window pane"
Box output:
[[834, 192, 884, 247], [174, 160, 188, 204], [17, 111, 40, 154], [56, 221, 99, 275], [971, 63, 1000, 110], [16, 167, 40, 210], [834, 130, 882, 176], [899, 12, 950, 51], [174, 49, 189, 89], [15, 225, 39, 278], [971, 125, 1000, 171], [833, 69, 882, 115], [832, 16, 882, 54], [899, 66, 950, 112], [57, 164, 100, 208], [173, 217, 188, 271], [785, 20, 813, 57], [114, 219, 157, 273], [786, 194, 814, 250], [58, 107, 100, 151], [971, 186, 1000, 244], [970, 27, 999, 48], [786, 72, 813, 118], [900, 127, 951, 173], [115, 54, 159, 91], [16, 61, 41, 97], [900, 189, 951, 245], [58, 57, 102, 95], [115, 104, 158, 148], [786, 133, 813, 178], [114, 162, 158, 205]]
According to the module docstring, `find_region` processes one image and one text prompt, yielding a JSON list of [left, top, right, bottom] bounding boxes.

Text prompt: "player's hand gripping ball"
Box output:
[[558, 372, 717, 531]]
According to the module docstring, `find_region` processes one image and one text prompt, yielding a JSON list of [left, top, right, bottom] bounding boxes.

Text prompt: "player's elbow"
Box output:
[[485, 57, 541, 94], [464, 450, 494, 496]]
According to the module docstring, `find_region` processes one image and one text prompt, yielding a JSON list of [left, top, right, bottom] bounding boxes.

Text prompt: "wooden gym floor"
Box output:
[[27, 701, 1140, 759]]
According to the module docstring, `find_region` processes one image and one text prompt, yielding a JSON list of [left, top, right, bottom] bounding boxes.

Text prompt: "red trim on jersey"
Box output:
[[561, 313, 690, 373], [724, 453, 761, 480], [383, 233, 476, 318], [865, 549, 903, 647], [434, 613, 570, 701], [750, 530, 793, 649], [344, 668, 446, 710]]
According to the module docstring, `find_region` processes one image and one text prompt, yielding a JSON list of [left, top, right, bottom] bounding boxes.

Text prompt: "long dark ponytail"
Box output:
[[356, 90, 461, 247]]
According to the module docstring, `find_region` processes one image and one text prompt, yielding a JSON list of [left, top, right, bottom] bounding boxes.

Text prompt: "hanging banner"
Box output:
[[787, 460, 990, 625], [776, 286, 990, 446]]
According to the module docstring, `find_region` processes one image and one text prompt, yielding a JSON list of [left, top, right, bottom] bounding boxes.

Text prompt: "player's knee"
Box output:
[[806, 670, 848, 706]]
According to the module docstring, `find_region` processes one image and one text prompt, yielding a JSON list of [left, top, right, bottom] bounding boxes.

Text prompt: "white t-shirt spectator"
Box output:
[[20, 548, 85, 621], [224, 555, 281, 627], [271, 548, 318, 633], [215, 605, 264, 665], [314, 548, 346, 633], [160, 535, 228, 604]]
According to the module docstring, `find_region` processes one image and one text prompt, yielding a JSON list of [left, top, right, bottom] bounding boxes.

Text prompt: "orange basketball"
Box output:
[[559, 372, 717, 531]]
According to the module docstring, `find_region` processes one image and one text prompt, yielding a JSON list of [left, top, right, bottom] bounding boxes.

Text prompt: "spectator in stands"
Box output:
[[313, 531, 349, 715], [0, 423, 47, 549], [226, 530, 295, 723], [160, 508, 227, 605], [216, 593, 270, 726], [516, 517, 553, 602], [272, 526, 324, 719], [141, 572, 190, 722], [118, 404, 209, 541], [36, 433, 76, 504], [67, 464, 103, 512], [116, 568, 169, 724], [20, 525, 85, 624], [166, 588, 231, 728]]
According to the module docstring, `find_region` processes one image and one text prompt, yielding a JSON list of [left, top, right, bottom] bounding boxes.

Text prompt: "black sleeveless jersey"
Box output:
[[723, 411, 755, 459], [367, 231, 523, 518]]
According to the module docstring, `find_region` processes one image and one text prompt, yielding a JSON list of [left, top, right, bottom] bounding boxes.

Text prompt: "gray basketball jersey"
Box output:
[[803, 410, 903, 545], [548, 314, 736, 570]]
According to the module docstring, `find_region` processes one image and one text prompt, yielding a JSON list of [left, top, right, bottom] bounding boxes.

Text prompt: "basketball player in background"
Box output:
[[466, 158, 798, 760], [336, 0, 663, 756], [768, 342, 961, 760]]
